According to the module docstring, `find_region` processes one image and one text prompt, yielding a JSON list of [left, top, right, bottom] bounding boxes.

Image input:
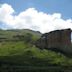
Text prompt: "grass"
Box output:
[[0, 41, 72, 66], [0, 29, 72, 66]]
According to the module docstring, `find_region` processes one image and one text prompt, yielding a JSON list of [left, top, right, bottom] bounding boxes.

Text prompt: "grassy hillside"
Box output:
[[0, 29, 72, 66]]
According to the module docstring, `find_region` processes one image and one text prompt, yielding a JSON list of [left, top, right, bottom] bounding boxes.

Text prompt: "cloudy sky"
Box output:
[[0, 0, 72, 33]]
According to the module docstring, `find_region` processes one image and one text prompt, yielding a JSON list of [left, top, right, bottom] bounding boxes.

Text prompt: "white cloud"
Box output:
[[0, 3, 72, 33], [0, 3, 14, 22]]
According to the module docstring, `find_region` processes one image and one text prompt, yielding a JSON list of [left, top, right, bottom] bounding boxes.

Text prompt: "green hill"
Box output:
[[0, 29, 72, 67]]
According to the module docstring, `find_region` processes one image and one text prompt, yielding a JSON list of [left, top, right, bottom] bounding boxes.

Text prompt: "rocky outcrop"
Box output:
[[36, 29, 72, 55]]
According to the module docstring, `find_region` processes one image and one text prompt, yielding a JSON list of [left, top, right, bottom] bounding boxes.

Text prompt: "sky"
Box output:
[[0, 0, 72, 33]]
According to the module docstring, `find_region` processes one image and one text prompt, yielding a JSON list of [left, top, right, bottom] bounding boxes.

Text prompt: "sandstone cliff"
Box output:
[[36, 28, 72, 56]]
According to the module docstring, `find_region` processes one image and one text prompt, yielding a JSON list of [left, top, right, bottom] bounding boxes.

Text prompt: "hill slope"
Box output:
[[0, 29, 72, 66]]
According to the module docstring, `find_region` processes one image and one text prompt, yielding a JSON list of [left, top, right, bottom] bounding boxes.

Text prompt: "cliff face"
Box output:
[[36, 29, 72, 55]]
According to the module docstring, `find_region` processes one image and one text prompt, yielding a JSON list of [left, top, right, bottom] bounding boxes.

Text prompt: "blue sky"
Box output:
[[0, 0, 72, 33], [0, 0, 72, 19]]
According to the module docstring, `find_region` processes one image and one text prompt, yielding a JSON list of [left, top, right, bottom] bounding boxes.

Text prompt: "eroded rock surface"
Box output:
[[36, 29, 72, 55]]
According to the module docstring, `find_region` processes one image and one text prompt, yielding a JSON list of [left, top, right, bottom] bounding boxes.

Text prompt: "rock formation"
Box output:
[[36, 28, 72, 55]]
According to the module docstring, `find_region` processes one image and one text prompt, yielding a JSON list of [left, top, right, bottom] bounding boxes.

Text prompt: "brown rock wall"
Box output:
[[36, 28, 72, 55]]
